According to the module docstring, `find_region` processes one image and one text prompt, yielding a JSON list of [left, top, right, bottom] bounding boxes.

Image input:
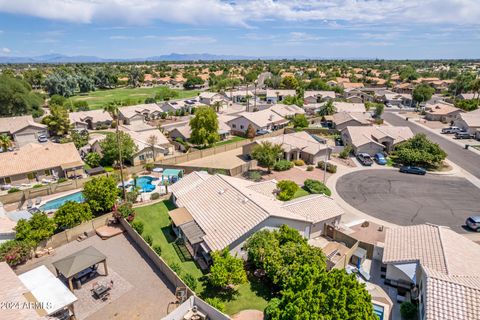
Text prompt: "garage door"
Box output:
[[15, 133, 37, 146]]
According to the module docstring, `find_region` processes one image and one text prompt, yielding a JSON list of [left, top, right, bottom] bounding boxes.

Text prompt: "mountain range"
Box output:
[[0, 53, 268, 63]]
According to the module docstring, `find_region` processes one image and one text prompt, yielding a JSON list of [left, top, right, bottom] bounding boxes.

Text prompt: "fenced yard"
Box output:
[[133, 201, 271, 315]]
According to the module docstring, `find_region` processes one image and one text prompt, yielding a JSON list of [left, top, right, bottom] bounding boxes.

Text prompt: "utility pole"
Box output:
[[254, 80, 257, 111], [246, 83, 249, 112]]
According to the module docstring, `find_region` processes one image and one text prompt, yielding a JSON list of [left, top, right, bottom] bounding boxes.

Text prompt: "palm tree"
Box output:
[[103, 101, 127, 201], [0, 134, 11, 151], [146, 134, 159, 162], [318, 100, 336, 116]]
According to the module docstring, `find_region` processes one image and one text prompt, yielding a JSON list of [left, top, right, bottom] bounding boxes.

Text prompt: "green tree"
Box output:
[[100, 130, 137, 165], [291, 114, 308, 128], [54, 202, 93, 231], [209, 248, 247, 288], [70, 130, 89, 149], [189, 107, 220, 146], [23, 69, 44, 89], [184, 76, 204, 89], [44, 71, 78, 97], [276, 180, 299, 201], [251, 141, 284, 173], [15, 213, 56, 245], [413, 84, 435, 104], [374, 103, 385, 118], [317, 100, 336, 116], [85, 152, 101, 168], [0, 240, 33, 266], [41, 104, 71, 136], [393, 133, 447, 168], [400, 301, 417, 319], [155, 87, 179, 101], [303, 179, 331, 196], [73, 100, 89, 111], [399, 65, 419, 81], [280, 76, 299, 89], [77, 75, 95, 93], [128, 67, 144, 88], [83, 176, 118, 214], [0, 74, 44, 117], [0, 134, 12, 151]]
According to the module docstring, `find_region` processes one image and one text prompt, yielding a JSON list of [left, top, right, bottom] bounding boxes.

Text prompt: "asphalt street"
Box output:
[[383, 111, 480, 179], [336, 169, 480, 233]]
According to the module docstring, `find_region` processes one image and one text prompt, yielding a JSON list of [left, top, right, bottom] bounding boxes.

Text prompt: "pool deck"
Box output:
[[4, 188, 84, 213]]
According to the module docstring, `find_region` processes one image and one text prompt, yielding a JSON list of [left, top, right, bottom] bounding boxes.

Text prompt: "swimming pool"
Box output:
[[40, 191, 85, 211], [135, 176, 159, 193]]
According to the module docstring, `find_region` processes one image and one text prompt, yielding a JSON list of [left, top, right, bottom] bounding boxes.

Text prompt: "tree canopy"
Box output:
[[209, 247, 247, 288], [317, 100, 336, 116], [393, 133, 447, 168], [15, 212, 56, 245], [413, 84, 435, 104], [251, 141, 284, 172], [83, 176, 118, 214], [41, 104, 71, 136], [291, 114, 309, 128], [0, 74, 44, 117], [100, 131, 138, 165], [54, 202, 93, 231], [189, 107, 220, 146], [245, 226, 376, 320]]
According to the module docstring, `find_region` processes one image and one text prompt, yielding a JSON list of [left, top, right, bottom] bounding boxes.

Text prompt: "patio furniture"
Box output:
[[26, 199, 33, 209], [52, 246, 108, 291], [35, 197, 42, 205], [92, 284, 111, 300]]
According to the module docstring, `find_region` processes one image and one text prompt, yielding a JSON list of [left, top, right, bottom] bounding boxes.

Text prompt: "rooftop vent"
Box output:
[[218, 189, 225, 195]]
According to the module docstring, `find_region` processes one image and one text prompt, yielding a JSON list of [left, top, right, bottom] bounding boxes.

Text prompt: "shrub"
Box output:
[[277, 180, 299, 201], [32, 184, 43, 188], [303, 179, 331, 196], [54, 202, 93, 231], [400, 301, 417, 320], [306, 165, 314, 171], [0, 240, 32, 266], [15, 212, 56, 245], [317, 160, 337, 174], [143, 234, 153, 246], [7, 188, 20, 194], [339, 145, 352, 159], [273, 159, 294, 171], [150, 192, 160, 200], [132, 220, 144, 235], [248, 170, 262, 182], [292, 159, 305, 166], [170, 262, 182, 275], [116, 202, 134, 219], [182, 273, 198, 291], [153, 244, 162, 256], [57, 177, 68, 183], [143, 163, 154, 172], [205, 297, 226, 312]]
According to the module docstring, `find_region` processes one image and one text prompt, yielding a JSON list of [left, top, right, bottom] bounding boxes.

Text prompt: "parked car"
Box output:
[[38, 134, 48, 143], [399, 166, 426, 175], [441, 126, 462, 134], [466, 216, 480, 232], [256, 129, 271, 136], [454, 131, 473, 139], [357, 153, 373, 166], [374, 153, 387, 165]]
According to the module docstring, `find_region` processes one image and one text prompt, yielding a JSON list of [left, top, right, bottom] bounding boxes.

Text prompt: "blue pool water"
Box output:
[[40, 191, 85, 211], [135, 176, 159, 193]]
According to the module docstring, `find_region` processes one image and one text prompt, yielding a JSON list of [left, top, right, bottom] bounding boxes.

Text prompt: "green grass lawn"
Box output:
[[293, 187, 310, 199], [134, 201, 272, 315], [68, 87, 200, 109], [213, 136, 246, 147]]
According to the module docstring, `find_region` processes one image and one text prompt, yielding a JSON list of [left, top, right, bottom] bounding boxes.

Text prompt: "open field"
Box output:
[[68, 87, 200, 109]]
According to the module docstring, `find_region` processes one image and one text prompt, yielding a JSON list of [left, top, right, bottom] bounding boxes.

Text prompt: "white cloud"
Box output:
[[143, 35, 216, 44], [109, 35, 134, 40], [0, 0, 478, 27], [2, 47, 11, 53]]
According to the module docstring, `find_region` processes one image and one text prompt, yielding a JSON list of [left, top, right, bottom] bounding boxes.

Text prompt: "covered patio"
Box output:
[[161, 168, 184, 184], [19, 265, 78, 318], [52, 246, 108, 291], [61, 161, 85, 179]]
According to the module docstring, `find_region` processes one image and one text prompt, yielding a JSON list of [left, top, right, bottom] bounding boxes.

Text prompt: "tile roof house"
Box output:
[[118, 103, 162, 125], [333, 102, 367, 113], [268, 103, 305, 117], [242, 131, 331, 164], [117, 124, 173, 165], [198, 92, 228, 106], [168, 114, 233, 142], [0, 115, 47, 147], [226, 109, 289, 134], [454, 108, 480, 137], [266, 89, 296, 104], [68, 109, 113, 130], [304, 91, 336, 104], [169, 173, 344, 259], [0, 142, 84, 186], [332, 112, 373, 130], [424, 103, 462, 123], [383, 224, 480, 320], [341, 82, 365, 90], [381, 92, 413, 107], [341, 126, 414, 155]]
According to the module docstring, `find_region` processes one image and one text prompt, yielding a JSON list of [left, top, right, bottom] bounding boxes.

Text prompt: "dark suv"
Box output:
[[455, 131, 472, 139], [356, 153, 373, 166]]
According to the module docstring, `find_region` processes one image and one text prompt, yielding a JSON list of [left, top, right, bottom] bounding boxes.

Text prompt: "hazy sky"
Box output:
[[0, 0, 479, 59]]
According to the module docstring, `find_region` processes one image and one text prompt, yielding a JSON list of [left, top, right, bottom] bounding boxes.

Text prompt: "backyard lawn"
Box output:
[[213, 136, 246, 147], [68, 87, 200, 109], [133, 201, 271, 315], [293, 187, 310, 199]]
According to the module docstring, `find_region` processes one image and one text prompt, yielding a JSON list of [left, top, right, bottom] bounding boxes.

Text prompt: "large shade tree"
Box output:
[[83, 176, 118, 215], [189, 107, 220, 146], [393, 133, 447, 168], [251, 141, 284, 173]]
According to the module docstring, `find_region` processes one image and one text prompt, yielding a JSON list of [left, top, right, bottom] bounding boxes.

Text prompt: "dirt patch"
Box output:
[[331, 156, 357, 168]]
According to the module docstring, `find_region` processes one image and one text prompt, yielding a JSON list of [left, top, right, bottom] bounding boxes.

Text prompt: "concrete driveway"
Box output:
[[336, 169, 480, 233]]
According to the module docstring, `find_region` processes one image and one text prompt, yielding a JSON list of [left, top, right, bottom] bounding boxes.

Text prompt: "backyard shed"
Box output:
[[52, 246, 108, 291]]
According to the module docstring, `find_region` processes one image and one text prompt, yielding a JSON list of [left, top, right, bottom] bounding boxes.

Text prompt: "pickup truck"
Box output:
[[441, 126, 462, 134], [356, 153, 373, 166]]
